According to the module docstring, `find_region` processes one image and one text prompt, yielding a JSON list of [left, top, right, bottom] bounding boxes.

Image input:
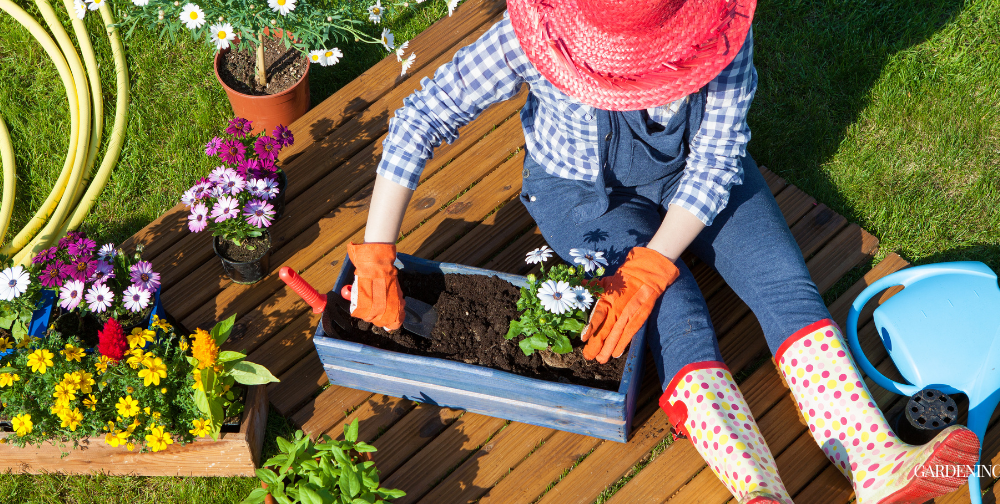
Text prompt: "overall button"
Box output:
[[522, 168, 530, 177], [529, 196, 537, 202], [605, 132, 613, 142]]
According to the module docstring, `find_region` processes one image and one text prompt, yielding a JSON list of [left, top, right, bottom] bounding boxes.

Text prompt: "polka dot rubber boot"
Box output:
[[660, 361, 794, 504], [775, 319, 981, 504]]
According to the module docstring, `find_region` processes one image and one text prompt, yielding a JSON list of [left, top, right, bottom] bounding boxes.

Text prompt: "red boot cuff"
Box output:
[[774, 318, 840, 361], [659, 361, 728, 439]]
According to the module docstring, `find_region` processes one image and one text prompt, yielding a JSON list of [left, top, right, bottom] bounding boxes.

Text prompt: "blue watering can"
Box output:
[[846, 261, 1000, 504]]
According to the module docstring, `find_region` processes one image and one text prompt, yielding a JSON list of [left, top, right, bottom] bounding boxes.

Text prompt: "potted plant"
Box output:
[[242, 419, 405, 504], [86, 0, 424, 132]]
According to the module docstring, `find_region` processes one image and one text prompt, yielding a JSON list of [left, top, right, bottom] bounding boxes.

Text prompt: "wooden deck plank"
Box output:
[[268, 351, 328, 415], [759, 166, 787, 196], [324, 395, 416, 443], [773, 184, 817, 227], [292, 386, 373, 436], [371, 405, 465, 477], [792, 465, 853, 504]]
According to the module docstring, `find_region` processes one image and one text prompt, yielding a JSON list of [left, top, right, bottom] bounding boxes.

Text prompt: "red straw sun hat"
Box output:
[[507, 0, 756, 111]]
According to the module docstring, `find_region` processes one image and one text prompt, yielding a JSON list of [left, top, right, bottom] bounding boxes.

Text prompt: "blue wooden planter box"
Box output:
[[313, 253, 647, 442]]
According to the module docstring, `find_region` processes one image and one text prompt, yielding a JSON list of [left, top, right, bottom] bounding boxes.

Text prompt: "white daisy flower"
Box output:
[[380, 28, 394, 51], [569, 286, 593, 310], [86, 0, 104, 11], [0, 266, 30, 301], [537, 280, 574, 315], [395, 41, 409, 62], [132, 0, 149, 5], [307, 49, 324, 65], [122, 285, 151, 312], [73, 0, 86, 19], [569, 248, 608, 273], [60, 279, 85, 310], [323, 47, 343, 66], [97, 243, 118, 261], [524, 245, 553, 265], [367, 0, 382, 23], [400, 53, 415, 76], [267, 0, 296, 16], [447, 0, 460, 16], [85, 283, 114, 313], [180, 3, 206, 29], [209, 22, 235, 50]]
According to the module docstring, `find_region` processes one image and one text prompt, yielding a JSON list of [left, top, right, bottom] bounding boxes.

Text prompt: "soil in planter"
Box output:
[[330, 272, 628, 391], [52, 311, 102, 348], [97, 305, 153, 335], [218, 35, 306, 96], [217, 235, 270, 262]]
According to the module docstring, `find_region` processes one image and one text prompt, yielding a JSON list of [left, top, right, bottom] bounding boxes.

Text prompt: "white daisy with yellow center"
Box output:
[[73, 0, 86, 18], [132, 0, 148, 6], [307, 50, 324, 65], [179, 3, 206, 29], [323, 47, 343, 66], [267, 0, 295, 16], [209, 22, 235, 50], [367, 0, 382, 24], [380, 28, 394, 51], [400, 52, 415, 76], [395, 41, 409, 62], [86, 0, 104, 11]]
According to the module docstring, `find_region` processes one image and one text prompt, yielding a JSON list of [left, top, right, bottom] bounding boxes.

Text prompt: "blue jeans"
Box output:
[[520, 152, 831, 388]]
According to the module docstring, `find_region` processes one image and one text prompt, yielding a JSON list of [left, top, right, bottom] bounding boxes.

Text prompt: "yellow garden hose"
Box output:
[[63, 0, 105, 212], [0, 116, 15, 245]]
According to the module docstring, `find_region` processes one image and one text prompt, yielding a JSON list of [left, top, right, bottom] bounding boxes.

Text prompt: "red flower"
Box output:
[[98, 318, 128, 361]]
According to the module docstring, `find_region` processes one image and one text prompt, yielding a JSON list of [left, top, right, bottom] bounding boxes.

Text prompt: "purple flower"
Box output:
[[90, 261, 115, 284], [248, 177, 280, 200], [272, 124, 294, 148], [85, 283, 114, 313], [248, 160, 278, 180], [130, 261, 161, 292], [219, 140, 246, 165], [122, 285, 151, 312], [204, 136, 224, 156], [97, 243, 118, 261], [58, 231, 85, 249], [254, 135, 281, 161], [209, 166, 234, 183], [68, 237, 97, 257], [226, 117, 253, 139], [219, 171, 246, 195], [243, 199, 275, 228], [32, 247, 58, 265], [188, 203, 208, 233], [211, 195, 240, 223], [235, 158, 259, 178], [39, 262, 66, 288], [65, 255, 96, 282], [193, 178, 214, 199], [59, 279, 85, 310], [181, 187, 199, 207]]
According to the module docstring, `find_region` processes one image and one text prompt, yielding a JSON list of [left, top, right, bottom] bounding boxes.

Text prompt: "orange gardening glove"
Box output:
[[346, 242, 405, 330], [581, 247, 680, 363]]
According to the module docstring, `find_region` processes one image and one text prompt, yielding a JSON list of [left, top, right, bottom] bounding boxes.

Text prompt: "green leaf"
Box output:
[[518, 337, 535, 356], [256, 468, 280, 486], [211, 313, 238, 346], [193, 389, 210, 416], [240, 487, 269, 504], [378, 488, 406, 499], [353, 441, 376, 453], [230, 361, 280, 385], [551, 334, 573, 354], [299, 484, 323, 504], [528, 334, 549, 350], [218, 350, 246, 363], [340, 463, 360, 498], [505, 320, 523, 340], [344, 418, 359, 443], [560, 317, 584, 333]]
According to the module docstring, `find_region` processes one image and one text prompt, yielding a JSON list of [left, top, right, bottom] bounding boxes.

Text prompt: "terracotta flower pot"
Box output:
[[261, 482, 276, 504], [213, 32, 310, 135]]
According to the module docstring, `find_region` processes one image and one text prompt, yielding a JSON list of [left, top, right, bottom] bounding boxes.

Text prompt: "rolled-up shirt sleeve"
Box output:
[[377, 15, 528, 189], [671, 28, 758, 226]]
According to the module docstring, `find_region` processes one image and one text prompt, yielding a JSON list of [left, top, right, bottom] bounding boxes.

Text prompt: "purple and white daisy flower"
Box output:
[[211, 195, 240, 223], [208, 166, 235, 183], [525, 246, 554, 265], [537, 280, 574, 315], [204, 136, 224, 156], [218, 171, 246, 195], [65, 256, 96, 282], [569, 248, 608, 273], [272, 124, 293, 148], [85, 283, 114, 313], [68, 237, 97, 257], [130, 261, 161, 292], [122, 285, 151, 312], [0, 266, 30, 301], [188, 203, 209, 233], [243, 199, 276, 228], [225, 117, 253, 139], [219, 140, 246, 165], [248, 177, 280, 200], [254, 135, 281, 161], [39, 262, 66, 288], [59, 279, 85, 310], [96, 243, 118, 261], [192, 178, 214, 199], [90, 261, 115, 284], [181, 187, 200, 207], [569, 286, 593, 310]]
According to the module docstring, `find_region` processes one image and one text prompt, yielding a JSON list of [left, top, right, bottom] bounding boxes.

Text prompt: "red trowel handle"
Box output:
[[278, 267, 327, 313]]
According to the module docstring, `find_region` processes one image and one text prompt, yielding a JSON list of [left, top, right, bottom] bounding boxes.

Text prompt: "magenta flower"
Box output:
[[204, 136, 224, 156], [68, 237, 97, 257], [254, 135, 281, 161], [58, 231, 85, 249], [32, 246, 57, 265], [59, 279, 85, 310], [219, 140, 246, 165], [272, 124, 294, 148], [188, 203, 209, 233], [219, 171, 246, 195], [243, 199, 276, 228], [193, 178, 213, 199], [85, 283, 114, 313], [209, 166, 235, 183], [97, 243, 118, 261], [249, 160, 278, 180], [39, 262, 66, 288], [122, 285, 151, 312], [90, 261, 115, 284], [211, 195, 240, 223], [130, 261, 161, 292], [226, 117, 253, 139], [249, 177, 280, 200], [65, 256, 96, 282], [236, 158, 259, 178]]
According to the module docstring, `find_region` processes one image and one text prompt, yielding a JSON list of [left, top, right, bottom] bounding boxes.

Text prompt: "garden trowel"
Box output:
[[278, 267, 437, 338]]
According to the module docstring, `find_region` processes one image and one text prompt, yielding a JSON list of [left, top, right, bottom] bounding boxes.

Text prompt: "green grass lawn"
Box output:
[[1, 0, 999, 501]]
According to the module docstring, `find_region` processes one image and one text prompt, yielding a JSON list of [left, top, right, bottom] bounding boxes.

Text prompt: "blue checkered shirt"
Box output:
[[377, 13, 757, 226]]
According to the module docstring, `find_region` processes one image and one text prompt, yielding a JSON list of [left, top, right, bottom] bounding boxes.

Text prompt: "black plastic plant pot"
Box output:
[[213, 232, 272, 285], [272, 171, 287, 220]]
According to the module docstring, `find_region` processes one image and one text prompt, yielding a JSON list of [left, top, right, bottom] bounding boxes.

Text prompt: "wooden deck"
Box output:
[[125, 0, 1000, 501]]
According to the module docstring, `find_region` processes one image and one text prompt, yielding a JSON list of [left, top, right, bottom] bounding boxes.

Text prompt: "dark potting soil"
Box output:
[[53, 311, 102, 348], [97, 305, 152, 335], [328, 272, 627, 391], [217, 235, 270, 262], [218, 34, 306, 96]]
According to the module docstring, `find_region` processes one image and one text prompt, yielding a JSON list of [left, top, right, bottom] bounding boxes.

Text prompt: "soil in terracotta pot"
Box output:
[[218, 35, 307, 96], [330, 271, 628, 391], [217, 235, 271, 262], [52, 311, 102, 348]]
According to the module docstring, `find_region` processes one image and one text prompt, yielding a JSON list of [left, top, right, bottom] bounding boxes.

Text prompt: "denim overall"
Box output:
[[519, 92, 830, 387]]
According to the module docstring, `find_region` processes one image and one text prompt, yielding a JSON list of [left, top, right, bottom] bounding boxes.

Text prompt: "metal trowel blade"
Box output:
[[402, 296, 437, 338]]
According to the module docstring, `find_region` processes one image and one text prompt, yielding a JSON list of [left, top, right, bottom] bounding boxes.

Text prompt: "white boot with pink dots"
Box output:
[[775, 319, 980, 503]]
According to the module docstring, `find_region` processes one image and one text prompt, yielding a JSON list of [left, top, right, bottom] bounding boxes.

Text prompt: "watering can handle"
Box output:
[[846, 262, 997, 397]]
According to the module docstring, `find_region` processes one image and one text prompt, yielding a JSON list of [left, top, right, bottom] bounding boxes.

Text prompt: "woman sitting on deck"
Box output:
[[345, 0, 980, 502]]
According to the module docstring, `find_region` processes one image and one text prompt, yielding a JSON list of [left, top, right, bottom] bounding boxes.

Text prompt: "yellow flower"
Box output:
[[178, 339, 189, 352], [83, 394, 97, 411], [50, 400, 71, 417], [62, 344, 85, 362], [15, 336, 35, 349], [145, 425, 173, 452], [12, 414, 32, 436], [0, 372, 20, 387], [126, 349, 145, 369], [143, 407, 151, 415], [126, 441, 135, 451], [27, 349, 54, 374], [52, 383, 77, 403], [95, 356, 111, 375], [189, 418, 211, 438], [62, 372, 82, 391], [191, 371, 203, 391], [115, 395, 139, 417], [138, 357, 167, 387], [76, 371, 95, 394], [160, 387, 167, 394], [151, 315, 172, 332], [0, 337, 12, 352], [105, 420, 115, 432], [60, 408, 83, 431], [151, 411, 161, 419], [126, 386, 134, 394], [191, 329, 218, 370], [127, 328, 156, 349], [105, 429, 129, 447], [128, 418, 140, 433]]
